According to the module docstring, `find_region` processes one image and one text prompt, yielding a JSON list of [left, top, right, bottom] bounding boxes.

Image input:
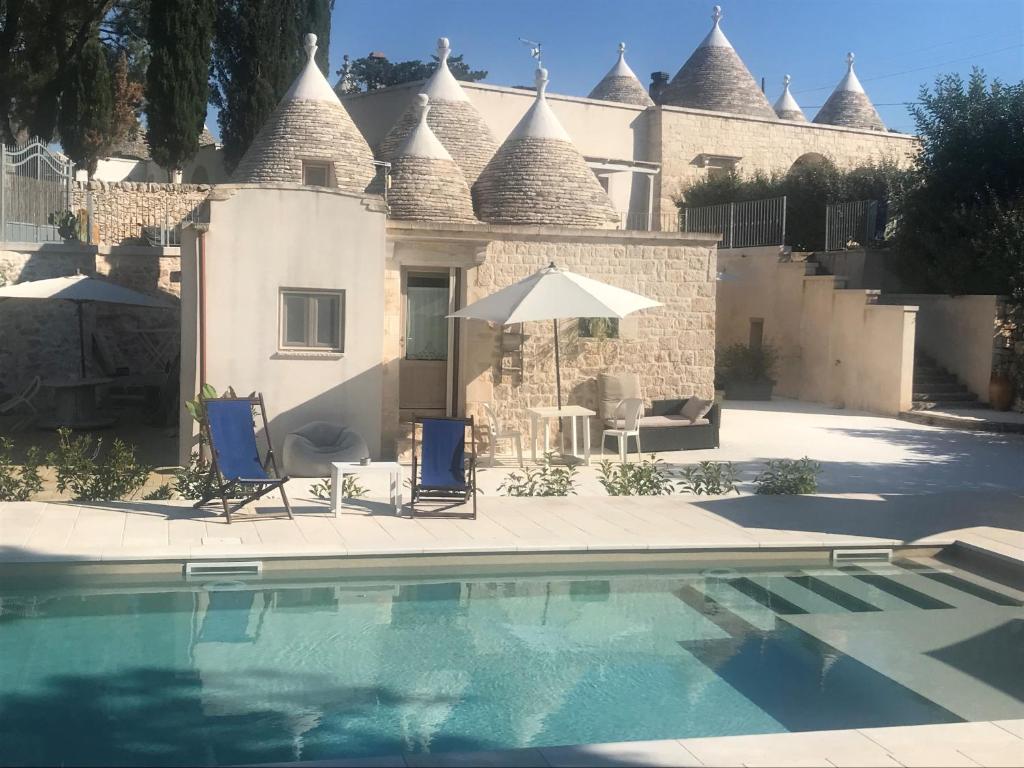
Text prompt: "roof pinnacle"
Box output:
[[303, 33, 317, 61], [784, 74, 791, 87], [847, 51, 855, 71], [535, 67, 549, 98], [712, 5, 723, 25], [437, 37, 451, 65]]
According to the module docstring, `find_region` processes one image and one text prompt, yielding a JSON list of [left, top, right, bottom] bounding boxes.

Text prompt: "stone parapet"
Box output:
[[71, 181, 210, 246]]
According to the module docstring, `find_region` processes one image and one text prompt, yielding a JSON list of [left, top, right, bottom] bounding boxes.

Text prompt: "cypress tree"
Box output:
[[57, 32, 112, 178], [145, 0, 215, 177], [211, 0, 334, 171]]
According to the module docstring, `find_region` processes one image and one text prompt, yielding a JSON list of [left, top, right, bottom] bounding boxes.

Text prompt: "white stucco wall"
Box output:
[[178, 185, 388, 463], [885, 293, 1001, 401]]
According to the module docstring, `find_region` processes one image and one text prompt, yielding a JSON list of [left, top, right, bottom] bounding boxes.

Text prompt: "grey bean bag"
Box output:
[[282, 421, 369, 477]]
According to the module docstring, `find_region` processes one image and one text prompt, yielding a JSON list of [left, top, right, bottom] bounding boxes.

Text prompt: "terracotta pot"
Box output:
[[989, 373, 1015, 411]]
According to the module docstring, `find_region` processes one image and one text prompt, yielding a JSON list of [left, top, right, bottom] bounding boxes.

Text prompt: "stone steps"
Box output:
[[912, 351, 979, 410]]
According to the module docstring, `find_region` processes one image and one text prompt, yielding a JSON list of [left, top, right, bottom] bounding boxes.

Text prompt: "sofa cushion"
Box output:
[[605, 415, 709, 429], [598, 372, 642, 421], [680, 396, 713, 423]]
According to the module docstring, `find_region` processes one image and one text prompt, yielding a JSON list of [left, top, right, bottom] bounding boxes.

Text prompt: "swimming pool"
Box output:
[[1, 557, 1022, 766]]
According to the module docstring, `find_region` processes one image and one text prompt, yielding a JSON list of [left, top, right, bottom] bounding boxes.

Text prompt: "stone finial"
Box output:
[[415, 92, 430, 121], [304, 33, 317, 61], [783, 74, 791, 88], [535, 67, 549, 97], [712, 5, 723, 25], [437, 37, 451, 65], [847, 51, 855, 71], [618, 42, 626, 56]]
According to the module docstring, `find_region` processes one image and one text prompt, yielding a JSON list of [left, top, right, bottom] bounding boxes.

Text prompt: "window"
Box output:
[[578, 317, 619, 340], [749, 318, 764, 350], [405, 274, 449, 360], [280, 290, 344, 351], [302, 160, 332, 187]]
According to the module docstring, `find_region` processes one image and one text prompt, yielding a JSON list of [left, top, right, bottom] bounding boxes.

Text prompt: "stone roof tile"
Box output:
[[813, 53, 886, 131], [588, 43, 654, 106]]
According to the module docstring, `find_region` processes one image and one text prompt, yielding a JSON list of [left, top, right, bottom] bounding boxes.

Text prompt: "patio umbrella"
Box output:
[[449, 262, 661, 407], [0, 274, 174, 378]]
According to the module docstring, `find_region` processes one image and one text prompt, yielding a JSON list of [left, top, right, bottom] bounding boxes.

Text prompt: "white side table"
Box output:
[[526, 405, 595, 465], [330, 461, 403, 517]]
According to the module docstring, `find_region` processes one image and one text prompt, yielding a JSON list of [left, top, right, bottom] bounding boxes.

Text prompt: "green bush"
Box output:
[[499, 453, 579, 496], [173, 452, 227, 500], [310, 475, 368, 501], [0, 437, 44, 501], [754, 457, 821, 495], [716, 343, 778, 386], [48, 428, 151, 501], [678, 461, 739, 495], [598, 456, 674, 496], [142, 483, 175, 500]]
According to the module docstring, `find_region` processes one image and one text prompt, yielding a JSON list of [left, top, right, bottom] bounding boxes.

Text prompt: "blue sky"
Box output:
[[210, 0, 1024, 136]]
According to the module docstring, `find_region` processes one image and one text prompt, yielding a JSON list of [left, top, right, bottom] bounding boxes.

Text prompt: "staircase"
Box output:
[[910, 351, 979, 411]]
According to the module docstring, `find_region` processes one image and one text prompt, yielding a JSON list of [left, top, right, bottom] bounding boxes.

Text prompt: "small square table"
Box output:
[[330, 461, 403, 517], [527, 405, 595, 465]]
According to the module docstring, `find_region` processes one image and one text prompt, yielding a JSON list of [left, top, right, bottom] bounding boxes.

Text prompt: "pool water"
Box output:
[[1, 558, 1022, 766]]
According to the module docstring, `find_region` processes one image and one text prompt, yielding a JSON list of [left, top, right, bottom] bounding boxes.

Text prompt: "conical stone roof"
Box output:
[[660, 5, 776, 119], [813, 53, 886, 131], [588, 43, 654, 106], [773, 75, 806, 121], [378, 38, 498, 186], [388, 94, 477, 223], [231, 33, 376, 193], [473, 67, 620, 228]]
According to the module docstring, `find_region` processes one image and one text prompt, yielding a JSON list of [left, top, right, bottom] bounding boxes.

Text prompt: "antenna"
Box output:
[[518, 37, 543, 68]]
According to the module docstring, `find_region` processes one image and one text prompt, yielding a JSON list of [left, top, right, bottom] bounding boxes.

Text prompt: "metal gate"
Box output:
[[0, 140, 75, 243]]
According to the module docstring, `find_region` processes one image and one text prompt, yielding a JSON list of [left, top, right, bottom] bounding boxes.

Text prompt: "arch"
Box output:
[[790, 152, 829, 171]]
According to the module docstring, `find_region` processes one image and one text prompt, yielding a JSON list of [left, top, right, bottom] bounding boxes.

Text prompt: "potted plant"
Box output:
[[989, 357, 1016, 412], [716, 343, 778, 400]]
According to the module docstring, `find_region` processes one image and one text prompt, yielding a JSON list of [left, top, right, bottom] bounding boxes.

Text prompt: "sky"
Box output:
[[209, 0, 1024, 137]]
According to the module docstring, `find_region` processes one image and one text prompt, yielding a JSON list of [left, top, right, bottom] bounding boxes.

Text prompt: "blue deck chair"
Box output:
[[410, 416, 477, 518], [194, 393, 292, 523]]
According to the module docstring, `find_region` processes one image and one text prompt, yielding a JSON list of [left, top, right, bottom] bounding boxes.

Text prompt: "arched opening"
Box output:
[[789, 152, 829, 172]]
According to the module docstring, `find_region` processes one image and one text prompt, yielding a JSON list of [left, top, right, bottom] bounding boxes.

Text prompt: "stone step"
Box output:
[[912, 390, 978, 403], [899, 408, 1023, 433], [911, 381, 969, 395]]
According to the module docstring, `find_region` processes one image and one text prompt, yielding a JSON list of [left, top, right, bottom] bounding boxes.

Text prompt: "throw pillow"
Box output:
[[680, 396, 712, 423]]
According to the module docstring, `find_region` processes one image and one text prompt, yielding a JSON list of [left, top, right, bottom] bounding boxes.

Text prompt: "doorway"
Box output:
[[399, 270, 459, 418]]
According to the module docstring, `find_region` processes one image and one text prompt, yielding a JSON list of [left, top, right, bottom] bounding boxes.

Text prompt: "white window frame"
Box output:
[[279, 289, 345, 352], [302, 160, 333, 187]]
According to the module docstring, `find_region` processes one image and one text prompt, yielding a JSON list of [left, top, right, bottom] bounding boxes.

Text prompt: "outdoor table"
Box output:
[[527, 405, 595, 465], [330, 460, 403, 517], [38, 377, 115, 430]]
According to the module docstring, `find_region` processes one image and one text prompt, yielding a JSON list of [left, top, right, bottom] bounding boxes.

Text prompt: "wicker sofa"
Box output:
[[599, 373, 721, 453]]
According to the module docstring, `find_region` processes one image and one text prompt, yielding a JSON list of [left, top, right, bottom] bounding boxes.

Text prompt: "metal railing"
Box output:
[[620, 210, 683, 232], [824, 199, 879, 251], [0, 140, 75, 243], [681, 195, 786, 249]]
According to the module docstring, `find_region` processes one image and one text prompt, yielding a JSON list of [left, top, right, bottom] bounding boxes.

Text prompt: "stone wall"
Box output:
[[72, 180, 210, 245], [0, 244, 180, 399], [461, 235, 717, 439]]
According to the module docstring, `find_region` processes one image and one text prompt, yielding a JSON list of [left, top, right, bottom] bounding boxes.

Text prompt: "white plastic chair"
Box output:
[[483, 402, 523, 467], [602, 397, 644, 462], [0, 376, 41, 430]]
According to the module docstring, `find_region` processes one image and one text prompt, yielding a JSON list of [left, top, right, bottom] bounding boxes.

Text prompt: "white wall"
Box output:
[[884, 293, 1000, 401], [179, 185, 388, 463]]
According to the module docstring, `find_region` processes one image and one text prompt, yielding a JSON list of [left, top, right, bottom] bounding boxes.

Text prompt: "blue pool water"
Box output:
[[1, 559, 1022, 766]]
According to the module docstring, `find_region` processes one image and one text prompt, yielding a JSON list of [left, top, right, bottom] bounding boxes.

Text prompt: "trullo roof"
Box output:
[[588, 43, 654, 106], [813, 53, 886, 131], [773, 75, 806, 121]]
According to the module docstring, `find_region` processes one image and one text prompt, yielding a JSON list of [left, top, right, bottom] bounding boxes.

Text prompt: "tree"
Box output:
[[108, 50, 143, 152], [210, 0, 334, 171], [145, 0, 214, 175], [57, 31, 112, 177], [347, 51, 486, 92], [894, 69, 1024, 296]]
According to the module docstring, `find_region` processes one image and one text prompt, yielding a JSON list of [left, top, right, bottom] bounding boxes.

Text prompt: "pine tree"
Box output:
[[145, 0, 215, 177], [211, 0, 334, 171], [57, 32, 112, 178], [109, 51, 144, 152]]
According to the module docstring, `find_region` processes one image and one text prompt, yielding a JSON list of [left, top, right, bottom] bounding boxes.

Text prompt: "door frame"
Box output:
[[400, 266, 460, 417]]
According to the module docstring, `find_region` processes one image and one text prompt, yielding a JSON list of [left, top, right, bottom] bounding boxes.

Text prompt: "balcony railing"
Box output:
[[680, 196, 787, 249]]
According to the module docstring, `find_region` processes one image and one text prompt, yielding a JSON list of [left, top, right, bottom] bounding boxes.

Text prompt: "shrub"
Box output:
[[48, 428, 151, 501], [142, 483, 175, 500], [499, 453, 579, 496], [678, 461, 739, 495], [310, 475, 368, 501], [598, 456, 674, 496], [173, 451, 227, 500], [754, 457, 821, 495], [716, 343, 778, 385], [0, 437, 44, 501]]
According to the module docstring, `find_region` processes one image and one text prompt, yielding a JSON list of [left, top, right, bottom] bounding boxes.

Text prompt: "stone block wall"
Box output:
[[72, 180, 210, 245], [0, 245, 180, 399], [460, 236, 717, 440]]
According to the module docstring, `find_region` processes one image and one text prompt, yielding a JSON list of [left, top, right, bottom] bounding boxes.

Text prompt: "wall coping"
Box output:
[[386, 219, 720, 247], [205, 183, 387, 213], [0, 242, 97, 255]]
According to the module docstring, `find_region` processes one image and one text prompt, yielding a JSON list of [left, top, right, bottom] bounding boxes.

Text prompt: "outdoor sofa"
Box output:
[[599, 373, 720, 452]]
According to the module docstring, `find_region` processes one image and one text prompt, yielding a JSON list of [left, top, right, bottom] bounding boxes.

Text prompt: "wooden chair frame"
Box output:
[[410, 416, 477, 519]]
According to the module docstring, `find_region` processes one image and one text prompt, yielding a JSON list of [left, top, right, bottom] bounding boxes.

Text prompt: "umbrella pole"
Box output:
[[553, 318, 562, 409], [77, 302, 86, 378]]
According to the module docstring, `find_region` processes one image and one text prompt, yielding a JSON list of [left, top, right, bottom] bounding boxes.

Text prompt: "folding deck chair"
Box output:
[[194, 393, 293, 523], [410, 416, 477, 518]]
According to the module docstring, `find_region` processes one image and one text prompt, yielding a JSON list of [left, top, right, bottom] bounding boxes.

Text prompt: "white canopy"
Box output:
[[449, 262, 661, 324], [0, 274, 172, 307]]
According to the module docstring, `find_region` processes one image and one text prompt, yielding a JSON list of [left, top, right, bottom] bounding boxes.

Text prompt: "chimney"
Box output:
[[649, 71, 669, 104]]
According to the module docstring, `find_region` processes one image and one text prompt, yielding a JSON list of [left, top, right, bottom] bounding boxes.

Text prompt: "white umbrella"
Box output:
[[0, 274, 174, 377], [450, 262, 661, 407]]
